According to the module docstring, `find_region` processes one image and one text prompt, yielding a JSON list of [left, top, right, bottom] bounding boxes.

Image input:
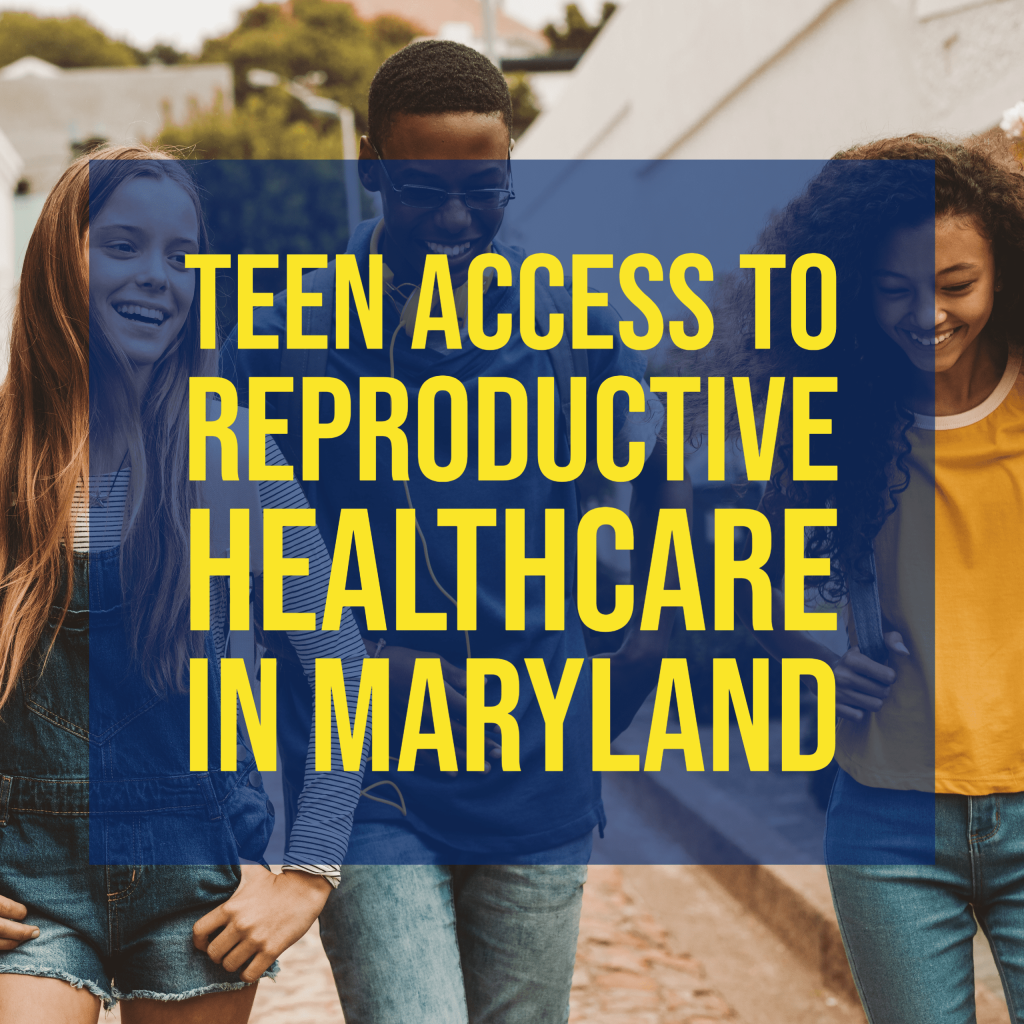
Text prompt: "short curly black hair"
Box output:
[[368, 40, 514, 152]]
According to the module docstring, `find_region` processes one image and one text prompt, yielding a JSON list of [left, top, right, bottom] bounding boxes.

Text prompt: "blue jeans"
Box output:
[[826, 770, 1024, 1023], [318, 822, 592, 1024]]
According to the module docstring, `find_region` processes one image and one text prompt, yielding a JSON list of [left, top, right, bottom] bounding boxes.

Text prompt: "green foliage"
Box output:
[[190, 161, 373, 319], [151, 0, 536, 163], [151, 0, 421, 162], [507, 72, 541, 140], [135, 43, 191, 66], [198, 0, 417, 132], [154, 90, 341, 160], [543, 2, 617, 52], [0, 10, 139, 68]]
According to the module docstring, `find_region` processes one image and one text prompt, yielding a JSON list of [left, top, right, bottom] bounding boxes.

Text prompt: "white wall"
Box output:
[[515, 0, 1024, 160], [0, 62, 233, 196]]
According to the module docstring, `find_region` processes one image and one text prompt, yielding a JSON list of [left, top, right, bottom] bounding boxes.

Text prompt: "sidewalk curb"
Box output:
[[606, 760, 859, 1002]]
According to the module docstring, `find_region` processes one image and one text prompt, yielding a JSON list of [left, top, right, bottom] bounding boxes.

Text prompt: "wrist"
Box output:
[[281, 869, 334, 900]]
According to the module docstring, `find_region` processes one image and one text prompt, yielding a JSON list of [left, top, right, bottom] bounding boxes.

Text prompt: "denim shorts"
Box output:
[[0, 814, 278, 1009]]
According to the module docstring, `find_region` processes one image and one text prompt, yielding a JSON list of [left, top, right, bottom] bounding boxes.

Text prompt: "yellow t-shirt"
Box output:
[[836, 349, 1024, 795]]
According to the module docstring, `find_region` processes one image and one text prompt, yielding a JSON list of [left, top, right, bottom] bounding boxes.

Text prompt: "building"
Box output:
[[343, 0, 547, 57], [0, 125, 24, 366], [515, 0, 1024, 159], [0, 56, 233, 367], [0, 57, 233, 197]]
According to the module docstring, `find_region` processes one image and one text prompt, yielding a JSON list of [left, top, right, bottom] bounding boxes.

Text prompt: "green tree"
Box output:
[[153, 0, 538, 157], [0, 10, 139, 68], [134, 43, 192, 66], [155, 90, 340, 160], [507, 72, 541, 140], [198, 0, 417, 133], [543, 2, 617, 52]]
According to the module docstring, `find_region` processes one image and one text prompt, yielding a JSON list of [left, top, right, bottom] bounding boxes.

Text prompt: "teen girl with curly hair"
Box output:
[[739, 134, 1024, 1022]]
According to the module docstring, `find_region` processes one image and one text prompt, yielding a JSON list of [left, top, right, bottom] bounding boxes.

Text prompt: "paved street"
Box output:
[[243, 864, 856, 1024], [101, 863, 1009, 1024], [570, 865, 740, 1024], [244, 865, 747, 1024]]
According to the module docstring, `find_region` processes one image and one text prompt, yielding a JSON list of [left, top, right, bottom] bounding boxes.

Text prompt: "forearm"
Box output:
[[259, 443, 369, 870]]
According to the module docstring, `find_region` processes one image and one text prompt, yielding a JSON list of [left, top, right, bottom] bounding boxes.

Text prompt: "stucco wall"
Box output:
[[515, 0, 1024, 160], [0, 62, 232, 195]]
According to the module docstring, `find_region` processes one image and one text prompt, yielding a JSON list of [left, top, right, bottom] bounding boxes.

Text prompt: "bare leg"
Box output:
[[0, 974, 101, 1024], [118, 984, 258, 1024]]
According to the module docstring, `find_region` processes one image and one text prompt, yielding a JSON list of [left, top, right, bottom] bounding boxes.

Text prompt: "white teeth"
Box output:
[[115, 303, 166, 323], [425, 240, 473, 256], [908, 327, 956, 346]]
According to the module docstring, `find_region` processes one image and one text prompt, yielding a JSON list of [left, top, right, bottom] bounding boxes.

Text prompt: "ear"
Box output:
[[358, 135, 380, 192]]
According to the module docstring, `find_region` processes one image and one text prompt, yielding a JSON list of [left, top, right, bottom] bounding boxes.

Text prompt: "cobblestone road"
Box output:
[[102, 864, 1008, 1023], [242, 865, 740, 1024], [570, 865, 738, 1024]]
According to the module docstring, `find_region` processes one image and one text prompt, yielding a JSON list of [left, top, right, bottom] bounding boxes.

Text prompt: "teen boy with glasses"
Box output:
[[225, 39, 689, 1024]]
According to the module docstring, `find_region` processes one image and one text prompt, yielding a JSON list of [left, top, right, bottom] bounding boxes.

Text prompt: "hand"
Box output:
[[607, 625, 669, 678], [372, 644, 501, 773], [0, 896, 38, 951], [193, 866, 331, 982], [589, 627, 672, 741], [832, 632, 909, 722]]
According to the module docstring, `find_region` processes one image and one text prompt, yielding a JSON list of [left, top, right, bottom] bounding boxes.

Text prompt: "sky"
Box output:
[[0, 0, 621, 53]]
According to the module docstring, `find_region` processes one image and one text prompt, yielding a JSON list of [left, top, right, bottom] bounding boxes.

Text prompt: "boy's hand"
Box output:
[[833, 631, 909, 722], [193, 866, 331, 983], [0, 896, 37, 951], [371, 644, 502, 772]]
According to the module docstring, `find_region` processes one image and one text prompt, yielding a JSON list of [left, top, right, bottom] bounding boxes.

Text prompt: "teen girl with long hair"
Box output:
[[737, 135, 1024, 1022], [0, 146, 368, 1022]]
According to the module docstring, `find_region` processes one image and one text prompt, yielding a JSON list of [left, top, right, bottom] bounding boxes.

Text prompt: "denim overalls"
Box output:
[[0, 546, 277, 1005]]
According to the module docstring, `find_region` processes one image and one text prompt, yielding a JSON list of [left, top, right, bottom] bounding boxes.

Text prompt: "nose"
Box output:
[[135, 249, 169, 292], [435, 194, 474, 233], [910, 289, 947, 334]]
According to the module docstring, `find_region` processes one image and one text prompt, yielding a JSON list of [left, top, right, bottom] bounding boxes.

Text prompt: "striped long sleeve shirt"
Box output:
[[73, 436, 368, 884]]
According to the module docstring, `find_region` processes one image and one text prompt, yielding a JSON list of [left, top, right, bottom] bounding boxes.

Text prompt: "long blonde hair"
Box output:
[[0, 144, 215, 705]]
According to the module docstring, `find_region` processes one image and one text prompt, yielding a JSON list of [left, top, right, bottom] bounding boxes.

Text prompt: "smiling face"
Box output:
[[360, 111, 511, 287], [872, 215, 997, 377], [88, 173, 199, 377]]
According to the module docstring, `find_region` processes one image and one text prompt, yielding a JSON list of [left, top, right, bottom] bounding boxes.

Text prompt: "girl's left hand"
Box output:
[[193, 866, 332, 982]]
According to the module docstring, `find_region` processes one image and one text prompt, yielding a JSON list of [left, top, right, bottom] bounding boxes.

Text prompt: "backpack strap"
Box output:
[[278, 264, 336, 505], [848, 549, 887, 664]]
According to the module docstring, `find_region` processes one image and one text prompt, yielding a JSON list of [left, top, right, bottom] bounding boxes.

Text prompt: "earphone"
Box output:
[[388, 289, 473, 661]]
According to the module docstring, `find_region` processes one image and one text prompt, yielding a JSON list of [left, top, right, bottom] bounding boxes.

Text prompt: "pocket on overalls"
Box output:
[[21, 605, 91, 742], [213, 768, 276, 865]]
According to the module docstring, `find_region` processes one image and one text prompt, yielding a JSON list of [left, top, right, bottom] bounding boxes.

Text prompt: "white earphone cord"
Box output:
[[389, 312, 472, 661]]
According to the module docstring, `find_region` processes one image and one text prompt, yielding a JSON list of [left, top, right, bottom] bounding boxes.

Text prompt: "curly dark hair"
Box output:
[[368, 39, 514, 153], [712, 134, 1024, 595]]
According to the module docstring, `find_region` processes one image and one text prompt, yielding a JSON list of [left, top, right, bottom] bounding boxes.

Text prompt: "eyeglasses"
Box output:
[[372, 149, 515, 210]]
